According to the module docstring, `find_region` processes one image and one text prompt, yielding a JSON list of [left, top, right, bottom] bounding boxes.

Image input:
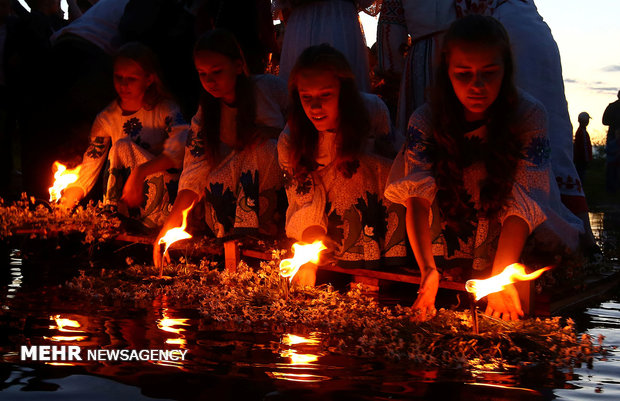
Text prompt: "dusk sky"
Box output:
[[361, 0, 620, 144]]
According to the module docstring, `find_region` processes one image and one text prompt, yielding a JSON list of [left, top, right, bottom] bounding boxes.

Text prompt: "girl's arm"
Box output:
[[60, 117, 112, 207], [122, 104, 189, 207], [406, 196, 440, 321], [485, 215, 529, 321], [153, 189, 198, 268], [121, 154, 175, 207]]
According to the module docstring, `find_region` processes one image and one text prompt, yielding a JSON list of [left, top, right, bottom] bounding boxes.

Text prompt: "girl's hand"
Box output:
[[412, 268, 440, 321], [121, 168, 145, 208], [484, 283, 524, 321], [59, 187, 84, 209], [152, 230, 170, 269]]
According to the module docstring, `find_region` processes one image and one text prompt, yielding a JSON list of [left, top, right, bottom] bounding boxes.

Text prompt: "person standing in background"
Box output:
[[573, 111, 592, 186], [603, 90, 620, 194]]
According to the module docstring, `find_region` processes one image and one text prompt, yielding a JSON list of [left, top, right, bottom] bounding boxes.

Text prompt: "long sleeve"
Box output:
[[384, 106, 437, 206], [377, 0, 408, 75], [69, 114, 112, 196], [178, 108, 209, 198], [278, 130, 328, 241], [161, 102, 190, 168], [500, 97, 551, 233]]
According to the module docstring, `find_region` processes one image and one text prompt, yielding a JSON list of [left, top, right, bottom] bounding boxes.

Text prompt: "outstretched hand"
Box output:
[[484, 283, 523, 321], [412, 268, 440, 322]]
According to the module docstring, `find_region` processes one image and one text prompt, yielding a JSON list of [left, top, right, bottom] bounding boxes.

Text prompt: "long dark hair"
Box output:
[[194, 29, 257, 165], [429, 15, 521, 224], [287, 44, 370, 176], [115, 42, 169, 110]]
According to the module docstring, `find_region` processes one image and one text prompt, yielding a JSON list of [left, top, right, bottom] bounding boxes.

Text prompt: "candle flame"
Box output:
[[158, 203, 194, 257], [279, 241, 326, 282], [465, 263, 551, 301], [49, 162, 81, 203]]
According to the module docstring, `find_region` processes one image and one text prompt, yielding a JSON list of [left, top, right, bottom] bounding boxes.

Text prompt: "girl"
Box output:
[[153, 29, 288, 267], [61, 42, 188, 229], [384, 15, 583, 321], [278, 44, 407, 286]]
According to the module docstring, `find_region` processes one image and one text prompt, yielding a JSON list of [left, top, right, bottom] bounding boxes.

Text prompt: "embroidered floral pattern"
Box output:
[[186, 130, 205, 157], [295, 175, 313, 196], [325, 201, 344, 246], [240, 170, 259, 213], [204, 182, 237, 234], [86, 137, 107, 159], [355, 192, 387, 243], [123, 117, 143, 138], [406, 126, 429, 162], [524, 136, 551, 166]]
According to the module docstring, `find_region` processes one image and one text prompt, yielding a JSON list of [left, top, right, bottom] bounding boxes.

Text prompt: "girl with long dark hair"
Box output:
[[153, 29, 288, 267], [385, 15, 583, 321], [279, 44, 407, 286]]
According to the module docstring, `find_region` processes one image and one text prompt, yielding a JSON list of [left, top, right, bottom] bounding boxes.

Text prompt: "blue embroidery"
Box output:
[[524, 136, 551, 166], [186, 129, 205, 157], [123, 117, 143, 138], [406, 126, 428, 161], [86, 136, 107, 159]]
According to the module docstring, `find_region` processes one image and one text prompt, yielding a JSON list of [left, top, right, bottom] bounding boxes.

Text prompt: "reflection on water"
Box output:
[[269, 332, 329, 383], [1, 212, 620, 400]]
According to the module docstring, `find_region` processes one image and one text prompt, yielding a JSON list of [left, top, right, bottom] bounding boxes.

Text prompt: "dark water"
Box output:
[[1, 213, 619, 400]]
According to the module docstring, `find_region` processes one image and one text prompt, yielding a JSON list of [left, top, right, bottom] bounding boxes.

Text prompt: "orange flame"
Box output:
[[158, 203, 194, 258], [49, 162, 81, 203], [465, 263, 551, 301], [279, 241, 326, 282]]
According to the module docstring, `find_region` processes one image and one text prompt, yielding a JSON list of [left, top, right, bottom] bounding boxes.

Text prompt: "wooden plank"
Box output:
[[115, 233, 153, 244], [224, 240, 240, 272], [318, 263, 466, 292]]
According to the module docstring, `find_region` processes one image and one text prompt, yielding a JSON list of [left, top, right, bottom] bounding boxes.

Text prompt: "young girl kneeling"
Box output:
[[385, 15, 583, 321], [61, 42, 188, 228], [154, 29, 288, 267], [278, 44, 408, 286]]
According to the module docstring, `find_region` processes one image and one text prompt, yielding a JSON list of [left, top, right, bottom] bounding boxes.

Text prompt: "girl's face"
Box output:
[[194, 50, 243, 104], [113, 58, 153, 108], [447, 43, 505, 121], [296, 70, 340, 132]]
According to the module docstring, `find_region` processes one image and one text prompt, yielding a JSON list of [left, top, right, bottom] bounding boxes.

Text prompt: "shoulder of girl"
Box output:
[[515, 90, 547, 120], [408, 104, 432, 129]]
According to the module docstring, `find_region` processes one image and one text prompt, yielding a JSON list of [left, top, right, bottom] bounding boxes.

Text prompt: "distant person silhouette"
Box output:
[[603, 90, 620, 193], [573, 112, 593, 186]]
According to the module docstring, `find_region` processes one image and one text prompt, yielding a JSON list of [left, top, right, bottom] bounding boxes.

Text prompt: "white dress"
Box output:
[[178, 75, 288, 238], [69, 99, 189, 227], [385, 92, 583, 273], [275, 0, 372, 91], [277, 91, 407, 268], [378, 0, 585, 203]]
